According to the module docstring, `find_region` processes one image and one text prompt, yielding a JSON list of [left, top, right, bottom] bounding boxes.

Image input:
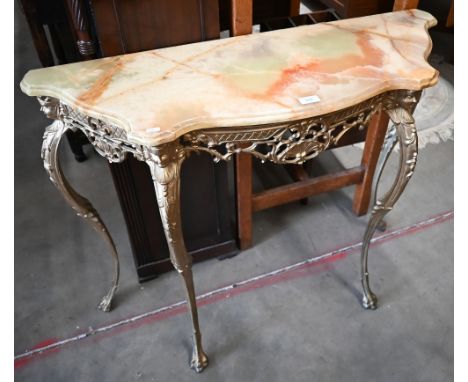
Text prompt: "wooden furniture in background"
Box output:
[[220, 0, 301, 33], [393, 0, 419, 11], [231, 1, 253, 249], [234, 0, 420, 249], [446, 0, 453, 28], [64, 0, 96, 60], [90, 0, 220, 54], [18, 0, 91, 162], [19, 0, 238, 281]]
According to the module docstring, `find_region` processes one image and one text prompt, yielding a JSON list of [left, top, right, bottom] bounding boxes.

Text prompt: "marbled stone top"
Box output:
[[20, 10, 438, 146]]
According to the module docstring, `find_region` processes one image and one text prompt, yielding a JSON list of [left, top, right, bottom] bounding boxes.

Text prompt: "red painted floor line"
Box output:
[[14, 338, 60, 369], [14, 210, 453, 370]]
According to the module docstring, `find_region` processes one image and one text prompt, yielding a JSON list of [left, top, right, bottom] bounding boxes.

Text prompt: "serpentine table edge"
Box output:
[[20, 9, 438, 373]]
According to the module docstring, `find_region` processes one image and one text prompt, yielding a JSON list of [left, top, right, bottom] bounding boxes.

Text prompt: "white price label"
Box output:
[[298, 95, 321, 105]]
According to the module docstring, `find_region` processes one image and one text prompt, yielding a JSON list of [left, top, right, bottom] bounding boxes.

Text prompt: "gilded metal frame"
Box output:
[[37, 89, 421, 372]]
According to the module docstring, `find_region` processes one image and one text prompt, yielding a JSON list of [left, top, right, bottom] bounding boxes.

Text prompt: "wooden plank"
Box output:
[[285, 164, 309, 182], [393, 0, 419, 11], [252, 166, 365, 212], [235, 153, 253, 249], [290, 0, 301, 16], [91, 0, 126, 56], [446, 0, 453, 28], [352, 111, 389, 215], [231, 0, 253, 36], [285, 164, 310, 205], [232, 1, 253, 249], [92, 0, 220, 56]]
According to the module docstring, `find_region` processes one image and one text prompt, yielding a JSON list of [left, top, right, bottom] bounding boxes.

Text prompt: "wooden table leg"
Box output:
[[231, 0, 253, 36], [145, 141, 208, 373], [360, 92, 419, 310], [290, 0, 301, 16], [231, 0, 253, 249], [65, 129, 87, 162], [393, 0, 420, 11], [353, 110, 389, 216], [235, 153, 253, 249]]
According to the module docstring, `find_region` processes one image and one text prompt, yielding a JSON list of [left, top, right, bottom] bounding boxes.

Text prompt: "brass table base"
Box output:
[[37, 89, 420, 372]]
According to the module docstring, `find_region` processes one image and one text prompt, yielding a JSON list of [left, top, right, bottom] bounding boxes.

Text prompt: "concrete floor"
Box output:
[[15, 6, 453, 382]]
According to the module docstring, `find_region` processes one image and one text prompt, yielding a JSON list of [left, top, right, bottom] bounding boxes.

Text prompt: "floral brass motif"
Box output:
[[183, 96, 383, 164]]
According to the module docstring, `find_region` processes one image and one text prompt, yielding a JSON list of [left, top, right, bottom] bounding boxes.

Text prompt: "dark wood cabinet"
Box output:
[[88, 0, 237, 281], [19, 0, 238, 282], [90, 0, 220, 55], [111, 154, 236, 282]]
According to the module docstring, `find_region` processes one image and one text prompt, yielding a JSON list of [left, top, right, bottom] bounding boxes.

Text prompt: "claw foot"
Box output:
[[362, 292, 378, 310], [98, 286, 117, 312], [190, 348, 209, 373]]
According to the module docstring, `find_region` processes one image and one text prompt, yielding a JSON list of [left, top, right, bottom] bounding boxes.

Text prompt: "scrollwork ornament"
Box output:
[[183, 94, 384, 165], [79, 116, 129, 163], [37, 97, 146, 163]]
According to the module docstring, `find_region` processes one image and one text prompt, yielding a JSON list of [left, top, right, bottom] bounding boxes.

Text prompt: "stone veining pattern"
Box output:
[[21, 10, 438, 146]]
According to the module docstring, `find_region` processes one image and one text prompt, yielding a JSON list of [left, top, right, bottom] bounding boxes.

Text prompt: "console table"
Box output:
[[20, 10, 438, 372]]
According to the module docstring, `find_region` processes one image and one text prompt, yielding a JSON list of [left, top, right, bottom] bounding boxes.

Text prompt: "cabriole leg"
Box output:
[[146, 141, 208, 373], [370, 124, 398, 209], [360, 99, 419, 310], [41, 119, 120, 312], [372, 124, 398, 233]]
